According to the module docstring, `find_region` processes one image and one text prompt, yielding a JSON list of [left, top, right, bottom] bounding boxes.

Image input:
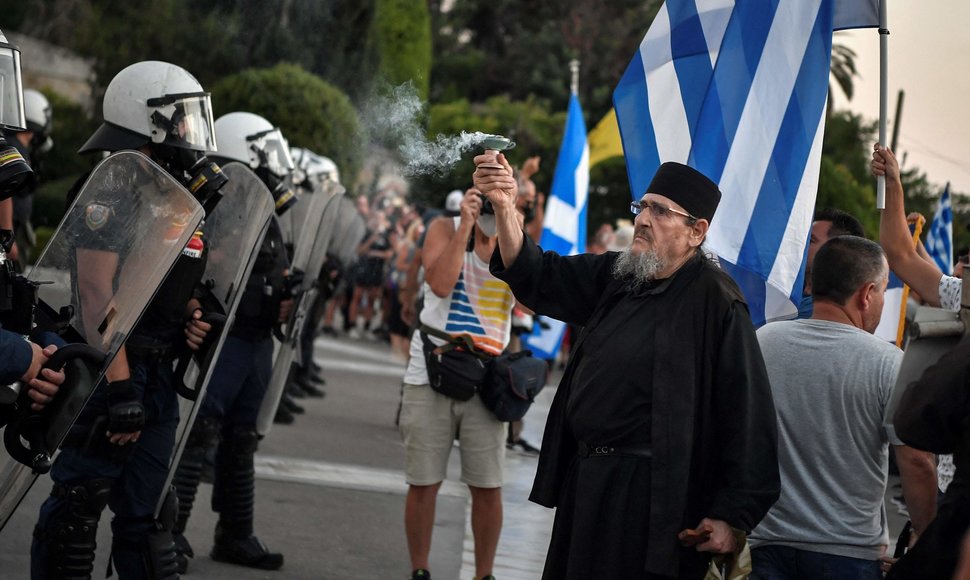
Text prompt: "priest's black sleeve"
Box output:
[[490, 234, 616, 326], [894, 336, 970, 454], [706, 302, 780, 532]]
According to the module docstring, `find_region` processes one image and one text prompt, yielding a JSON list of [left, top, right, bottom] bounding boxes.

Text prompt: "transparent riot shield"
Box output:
[[0, 150, 205, 530], [328, 193, 367, 269], [158, 161, 274, 516], [256, 180, 346, 435]]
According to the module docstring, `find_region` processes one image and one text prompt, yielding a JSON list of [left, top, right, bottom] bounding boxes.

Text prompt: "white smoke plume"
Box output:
[[362, 82, 492, 175]]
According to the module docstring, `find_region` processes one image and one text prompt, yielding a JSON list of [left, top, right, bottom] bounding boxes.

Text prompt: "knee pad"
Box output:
[[110, 488, 180, 580], [186, 416, 221, 450], [36, 478, 113, 580]]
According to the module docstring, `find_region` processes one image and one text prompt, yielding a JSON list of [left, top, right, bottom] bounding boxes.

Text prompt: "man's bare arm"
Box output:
[[873, 145, 944, 305]]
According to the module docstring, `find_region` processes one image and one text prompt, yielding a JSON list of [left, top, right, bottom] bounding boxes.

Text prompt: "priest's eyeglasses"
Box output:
[[630, 200, 697, 222]]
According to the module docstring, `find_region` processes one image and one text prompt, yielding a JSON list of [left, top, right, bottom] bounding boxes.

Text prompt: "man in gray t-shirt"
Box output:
[[750, 236, 937, 580]]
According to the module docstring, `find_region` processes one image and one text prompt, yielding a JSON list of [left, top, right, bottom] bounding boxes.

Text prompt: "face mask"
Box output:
[[476, 214, 497, 237]]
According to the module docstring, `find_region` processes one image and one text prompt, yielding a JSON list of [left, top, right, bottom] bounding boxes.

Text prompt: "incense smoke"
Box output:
[[362, 82, 492, 175]]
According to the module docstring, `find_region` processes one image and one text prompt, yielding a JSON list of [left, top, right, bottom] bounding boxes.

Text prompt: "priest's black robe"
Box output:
[[491, 236, 779, 579]]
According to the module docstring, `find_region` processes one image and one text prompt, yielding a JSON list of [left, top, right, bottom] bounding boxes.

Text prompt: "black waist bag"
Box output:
[[480, 350, 548, 422], [420, 330, 489, 401]]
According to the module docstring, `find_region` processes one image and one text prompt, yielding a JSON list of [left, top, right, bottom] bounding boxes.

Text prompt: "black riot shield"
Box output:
[[158, 161, 275, 516], [256, 180, 347, 435], [0, 151, 205, 530]]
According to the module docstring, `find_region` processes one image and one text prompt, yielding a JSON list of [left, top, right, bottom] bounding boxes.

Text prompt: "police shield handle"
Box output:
[[3, 343, 107, 473]]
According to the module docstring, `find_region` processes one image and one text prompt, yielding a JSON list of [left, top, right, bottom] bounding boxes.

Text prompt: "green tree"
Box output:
[[828, 43, 858, 116], [210, 64, 364, 184], [373, 0, 432, 101], [429, 0, 660, 122]]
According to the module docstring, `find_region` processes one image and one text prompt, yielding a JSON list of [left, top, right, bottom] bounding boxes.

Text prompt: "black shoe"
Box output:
[[512, 438, 540, 457], [307, 371, 326, 386], [274, 405, 295, 425], [296, 376, 325, 398], [409, 570, 431, 580], [287, 382, 307, 398], [173, 532, 194, 574], [282, 395, 305, 414], [211, 535, 284, 571]]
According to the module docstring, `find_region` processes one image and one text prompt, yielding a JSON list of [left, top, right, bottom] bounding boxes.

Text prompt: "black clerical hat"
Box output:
[[645, 162, 721, 222]]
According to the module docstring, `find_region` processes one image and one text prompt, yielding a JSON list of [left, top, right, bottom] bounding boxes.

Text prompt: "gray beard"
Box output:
[[611, 247, 666, 289]]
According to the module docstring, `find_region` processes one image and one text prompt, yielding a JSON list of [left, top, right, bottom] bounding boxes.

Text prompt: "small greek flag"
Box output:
[[613, 0, 878, 325], [523, 94, 589, 359], [925, 184, 953, 276]]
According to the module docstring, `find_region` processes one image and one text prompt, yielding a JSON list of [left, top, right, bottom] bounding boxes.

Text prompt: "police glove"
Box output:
[[106, 379, 145, 434], [282, 270, 305, 299]]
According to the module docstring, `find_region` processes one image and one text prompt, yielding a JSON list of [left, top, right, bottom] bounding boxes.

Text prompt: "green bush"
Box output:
[[210, 64, 364, 186], [410, 95, 566, 206]]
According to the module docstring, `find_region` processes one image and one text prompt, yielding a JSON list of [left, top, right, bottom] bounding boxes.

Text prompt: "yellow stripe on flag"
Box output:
[[588, 108, 624, 168], [896, 215, 926, 347]]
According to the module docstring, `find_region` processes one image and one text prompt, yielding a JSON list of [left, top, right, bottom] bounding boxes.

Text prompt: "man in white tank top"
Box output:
[[400, 187, 519, 580]]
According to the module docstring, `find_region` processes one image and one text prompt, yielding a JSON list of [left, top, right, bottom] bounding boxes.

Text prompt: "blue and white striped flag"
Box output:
[[925, 184, 953, 275], [613, 0, 878, 325], [523, 94, 589, 359]]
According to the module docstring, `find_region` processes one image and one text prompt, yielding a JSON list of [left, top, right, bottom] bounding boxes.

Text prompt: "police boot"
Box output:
[[110, 487, 180, 580], [35, 478, 112, 580], [210, 425, 283, 570], [170, 416, 221, 573]]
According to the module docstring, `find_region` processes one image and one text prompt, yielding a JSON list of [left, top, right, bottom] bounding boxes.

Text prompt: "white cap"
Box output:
[[444, 189, 463, 215]]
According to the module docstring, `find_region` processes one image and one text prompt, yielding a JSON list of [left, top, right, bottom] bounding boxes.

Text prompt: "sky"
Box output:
[[835, 2, 970, 195]]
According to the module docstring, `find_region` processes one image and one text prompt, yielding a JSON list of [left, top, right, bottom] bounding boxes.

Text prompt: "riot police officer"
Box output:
[[31, 61, 226, 580], [1, 88, 53, 267], [170, 112, 293, 572], [0, 29, 65, 421]]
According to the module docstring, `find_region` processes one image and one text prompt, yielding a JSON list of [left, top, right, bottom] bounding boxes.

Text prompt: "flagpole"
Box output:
[[569, 59, 580, 96], [877, 0, 889, 209]]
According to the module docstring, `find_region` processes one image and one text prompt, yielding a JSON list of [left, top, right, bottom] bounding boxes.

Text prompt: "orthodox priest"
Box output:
[[473, 156, 779, 579]]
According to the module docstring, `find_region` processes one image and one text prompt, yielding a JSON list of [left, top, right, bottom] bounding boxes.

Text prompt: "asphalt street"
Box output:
[[0, 334, 910, 579], [0, 335, 554, 580]]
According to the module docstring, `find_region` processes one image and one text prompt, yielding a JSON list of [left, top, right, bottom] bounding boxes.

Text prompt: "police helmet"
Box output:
[[0, 29, 26, 132], [79, 61, 217, 154], [290, 147, 340, 190]]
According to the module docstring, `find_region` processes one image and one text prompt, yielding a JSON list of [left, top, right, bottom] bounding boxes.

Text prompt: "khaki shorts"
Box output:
[[399, 383, 507, 488]]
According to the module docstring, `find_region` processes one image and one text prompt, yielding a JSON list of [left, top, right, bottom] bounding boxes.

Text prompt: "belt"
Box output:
[[125, 340, 178, 362], [577, 441, 652, 459]]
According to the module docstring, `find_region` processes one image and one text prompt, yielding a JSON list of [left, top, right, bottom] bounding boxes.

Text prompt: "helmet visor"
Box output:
[[249, 128, 294, 178], [0, 43, 26, 131], [147, 92, 217, 152]]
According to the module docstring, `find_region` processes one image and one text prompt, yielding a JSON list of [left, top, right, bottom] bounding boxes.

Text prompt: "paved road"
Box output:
[[0, 336, 553, 579], [0, 334, 911, 579]]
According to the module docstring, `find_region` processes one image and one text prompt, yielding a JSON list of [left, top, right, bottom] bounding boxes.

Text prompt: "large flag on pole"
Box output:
[[523, 94, 589, 359], [613, 0, 879, 325], [925, 183, 953, 275]]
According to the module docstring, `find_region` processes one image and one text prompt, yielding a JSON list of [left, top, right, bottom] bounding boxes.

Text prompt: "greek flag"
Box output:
[[925, 184, 953, 275], [524, 94, 589, 359], [613, 0, 878, 325]]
